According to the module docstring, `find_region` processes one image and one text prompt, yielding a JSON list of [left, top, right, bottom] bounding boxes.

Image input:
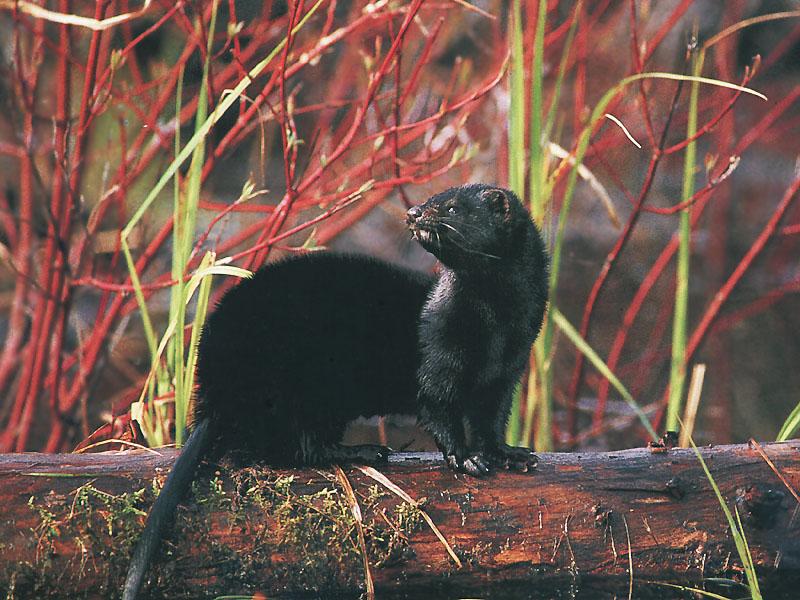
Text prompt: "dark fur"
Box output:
[[123, 184, 548, 599], [408, 184, 548, 474], [195, 252, 434, 464]]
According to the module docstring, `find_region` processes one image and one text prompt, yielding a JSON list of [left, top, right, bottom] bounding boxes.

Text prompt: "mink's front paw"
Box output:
[[486, 444, 538, 473], [445, 452, 492, 477]]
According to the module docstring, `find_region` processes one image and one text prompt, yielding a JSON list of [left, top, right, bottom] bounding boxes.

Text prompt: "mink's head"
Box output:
[[406, 184, 530, 270]]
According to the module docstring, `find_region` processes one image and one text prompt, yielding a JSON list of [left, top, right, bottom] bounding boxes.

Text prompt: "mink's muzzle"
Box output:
[[406, 205, 422, 223], [406, 206, 431, 242], [406, 204, 438, 227], [406, 204, 437, 245]]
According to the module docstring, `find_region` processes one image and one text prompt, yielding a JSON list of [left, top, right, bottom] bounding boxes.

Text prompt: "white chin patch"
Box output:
[[418, 230, 432, 243]]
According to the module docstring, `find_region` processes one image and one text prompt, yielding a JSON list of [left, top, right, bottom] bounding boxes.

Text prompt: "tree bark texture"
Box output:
[[1, 441, 798, 599]]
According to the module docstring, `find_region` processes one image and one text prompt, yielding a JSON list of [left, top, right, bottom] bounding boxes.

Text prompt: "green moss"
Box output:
[[3, 482, 153, 599], [7, 466, 425, 598], [227, 469, 423, 591]]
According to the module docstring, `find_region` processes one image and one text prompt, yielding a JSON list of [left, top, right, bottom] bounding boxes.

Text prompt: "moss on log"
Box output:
[[1, 441, 799, 599]]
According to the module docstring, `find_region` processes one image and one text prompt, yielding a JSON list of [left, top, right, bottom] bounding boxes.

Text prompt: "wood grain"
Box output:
[[1, 441, 798, 598]]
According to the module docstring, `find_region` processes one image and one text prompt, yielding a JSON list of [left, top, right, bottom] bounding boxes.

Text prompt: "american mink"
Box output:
[[123, 183, 548, 599]]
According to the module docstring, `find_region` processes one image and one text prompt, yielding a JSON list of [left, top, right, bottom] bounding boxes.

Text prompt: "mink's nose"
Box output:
[[406, 205, 422, 224]]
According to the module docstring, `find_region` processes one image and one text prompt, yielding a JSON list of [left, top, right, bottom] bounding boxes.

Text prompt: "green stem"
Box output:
[[668, 52, 703, 432]]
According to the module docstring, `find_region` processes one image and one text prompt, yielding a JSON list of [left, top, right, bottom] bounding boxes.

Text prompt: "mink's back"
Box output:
[[194, 252, 434, 462]]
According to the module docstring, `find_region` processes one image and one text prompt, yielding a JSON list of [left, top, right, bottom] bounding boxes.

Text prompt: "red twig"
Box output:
[[681, 177, 800, 378], [565, 70, 687, 441], [3, 1, 796, 454], [593, 84, 800, 433], [628, 0, 656, 148]]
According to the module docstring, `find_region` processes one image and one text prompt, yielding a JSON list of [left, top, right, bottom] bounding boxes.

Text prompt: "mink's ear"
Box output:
[[482, 188, 512, 221]]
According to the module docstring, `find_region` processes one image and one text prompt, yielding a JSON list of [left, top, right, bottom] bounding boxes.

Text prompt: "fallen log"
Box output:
[[0, 440, 798, 599]]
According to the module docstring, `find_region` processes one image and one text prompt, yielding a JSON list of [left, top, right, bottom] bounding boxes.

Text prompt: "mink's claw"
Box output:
[[487, 444, 538, 473], [446, 452, 492, 477]]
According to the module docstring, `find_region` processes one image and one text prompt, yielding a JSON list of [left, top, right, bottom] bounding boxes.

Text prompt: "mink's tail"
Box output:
[[122, 417, 213, 600]]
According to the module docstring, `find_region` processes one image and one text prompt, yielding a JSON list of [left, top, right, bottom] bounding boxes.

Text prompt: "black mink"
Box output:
[[123, 183, 548, 599], [408, 184, 548, 475]]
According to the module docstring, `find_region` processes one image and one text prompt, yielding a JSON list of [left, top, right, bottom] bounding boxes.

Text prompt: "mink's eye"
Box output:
[[447, 205, 458, 215]]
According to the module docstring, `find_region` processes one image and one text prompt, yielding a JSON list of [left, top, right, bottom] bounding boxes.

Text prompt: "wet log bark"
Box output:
[[0, 440, 798, 599]]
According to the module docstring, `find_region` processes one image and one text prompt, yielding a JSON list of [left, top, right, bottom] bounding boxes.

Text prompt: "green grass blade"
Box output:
[[624, 72, 766, 99], [520, 369, 534, 448], [548, 72, 765, 311], [539, 71, 765, 447], [508, 0, 525, 198], [531, 336, 552, 450], [687, 432, 762, 599], [776, 399, 800, 441], [506, 383, 523, 446], [131, 261, 251, 431], [183, 264, 252, 299], [528, 0, 555, 451], [668, 49, 702, 433], [123, 1, 321, 445], [173, 0, 218, 446], [120, 0, 323, 243], [551, 307, 657, 439], [543, 3, 579, 146], [528, 0, 547, 221], [505, 0, 526, 447], [166, 64, 185, 396], [645, 581, 734, 600], [181, 252, 220, 436], [121, 242, 158, 361], [735, 507, 760, 595], [120, 0, 323, 340], [167, 63, 185, 439]]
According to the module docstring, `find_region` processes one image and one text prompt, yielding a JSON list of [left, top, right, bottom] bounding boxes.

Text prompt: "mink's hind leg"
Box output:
[[325, 444, 392, 465], [297, 430, 390, 466]]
